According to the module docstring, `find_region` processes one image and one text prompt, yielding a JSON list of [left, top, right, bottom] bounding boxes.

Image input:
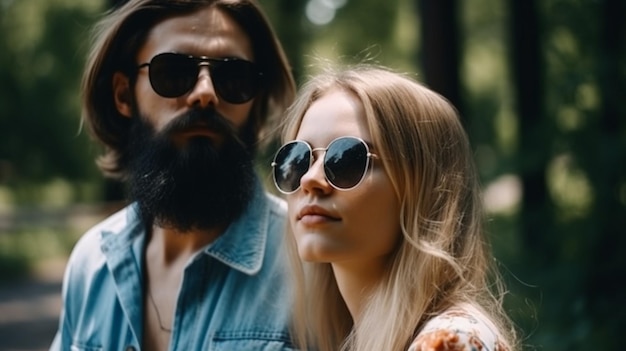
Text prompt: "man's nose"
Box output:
[[186, 66, 219, 108]]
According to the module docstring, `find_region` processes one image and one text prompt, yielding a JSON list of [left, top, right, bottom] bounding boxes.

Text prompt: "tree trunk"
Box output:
[[416, 0, 463, 119], [585, 0, 626, 328], [508, 0, 553, 261]]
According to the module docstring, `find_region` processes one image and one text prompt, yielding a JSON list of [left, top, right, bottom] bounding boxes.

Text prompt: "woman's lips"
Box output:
[[297, 205, 340, 225]]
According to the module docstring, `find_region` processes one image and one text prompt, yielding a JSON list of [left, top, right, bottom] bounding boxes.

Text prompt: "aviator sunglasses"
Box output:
[[271, 136, 378, 194], [137, 52, 263, 104]]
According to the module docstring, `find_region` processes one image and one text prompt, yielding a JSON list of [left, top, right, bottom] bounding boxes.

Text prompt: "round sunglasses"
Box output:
[[136, 52, 263, 104], [271, 136, 378, 194]]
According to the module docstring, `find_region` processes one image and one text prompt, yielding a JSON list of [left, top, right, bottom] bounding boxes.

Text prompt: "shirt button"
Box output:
[[125, 346, 136, 351]]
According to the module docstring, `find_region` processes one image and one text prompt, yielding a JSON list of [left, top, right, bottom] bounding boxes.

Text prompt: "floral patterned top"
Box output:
[[407, 305, 510, 351]]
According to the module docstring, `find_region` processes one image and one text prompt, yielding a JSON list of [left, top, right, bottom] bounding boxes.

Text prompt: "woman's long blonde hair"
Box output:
[[281, 65, 517, 351]]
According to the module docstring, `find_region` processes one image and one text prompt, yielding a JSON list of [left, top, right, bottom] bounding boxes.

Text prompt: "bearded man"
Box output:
[[50, 1, 296, 350]]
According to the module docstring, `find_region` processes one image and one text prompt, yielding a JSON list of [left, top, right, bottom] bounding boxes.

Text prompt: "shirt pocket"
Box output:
[[70, 344, 103, 351], [211, 331, 297, 351]]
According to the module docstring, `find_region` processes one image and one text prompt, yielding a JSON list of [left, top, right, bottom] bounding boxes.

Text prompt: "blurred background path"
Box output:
[[0, 259, 65, 351], [0, 203, 120, 351]]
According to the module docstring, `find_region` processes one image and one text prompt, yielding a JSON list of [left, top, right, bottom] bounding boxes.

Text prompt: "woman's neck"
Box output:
[[331, 258, 388, 322]]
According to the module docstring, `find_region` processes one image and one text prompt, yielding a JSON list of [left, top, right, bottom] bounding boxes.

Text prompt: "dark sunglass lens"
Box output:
[[150, 53, 197, 98], [211, 60, 260, 104], [325, 138, 368, 189], [273, 141, 311, 193]]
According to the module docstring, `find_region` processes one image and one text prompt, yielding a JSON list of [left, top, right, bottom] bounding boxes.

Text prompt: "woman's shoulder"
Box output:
[[407, 304, 510, 351]]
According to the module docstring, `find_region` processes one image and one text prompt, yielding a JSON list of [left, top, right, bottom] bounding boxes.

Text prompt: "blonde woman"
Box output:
[[271, 65, 518, 351]]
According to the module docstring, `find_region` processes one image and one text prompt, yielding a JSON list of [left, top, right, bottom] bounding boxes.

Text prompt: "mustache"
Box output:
[[159, 108, 245, 147]]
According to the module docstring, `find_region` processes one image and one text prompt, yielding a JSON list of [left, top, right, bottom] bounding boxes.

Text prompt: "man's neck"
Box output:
[[148, 224, 225, 265], [141, 223, 226, 350]]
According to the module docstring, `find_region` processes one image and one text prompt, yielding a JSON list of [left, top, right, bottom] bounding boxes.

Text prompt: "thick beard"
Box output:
[[127, 108, 256, 233]]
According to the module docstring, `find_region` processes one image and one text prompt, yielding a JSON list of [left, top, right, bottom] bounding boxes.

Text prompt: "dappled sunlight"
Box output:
[[484, 174, 521, 215], [464, 44, 508, 95], [494, 109, 518, 156], [547, 154, 593, 219], [40, 179, 75, 209], [393, 0, 419, 58], [0, 180, 118, 278], [483, 156, 595, 220], [301, 0, 417, 76], [2, 0, 103, 60], [0, 187, 14, 213], [575, 83, 600, 111], [556, 106, 585, 132], [550, 26, 581, 59], [461, 0, 509, 96], [305, 0, 347, 26]]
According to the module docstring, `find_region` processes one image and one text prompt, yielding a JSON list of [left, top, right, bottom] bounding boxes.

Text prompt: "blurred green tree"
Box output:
[[0, 1, 105, 203], [505, 0, 626, 349]]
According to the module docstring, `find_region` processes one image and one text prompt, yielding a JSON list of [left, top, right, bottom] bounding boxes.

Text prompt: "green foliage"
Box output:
[[0, 0, 105, 191], [265, 0, 419, 79], [0, 226, 82, 282]]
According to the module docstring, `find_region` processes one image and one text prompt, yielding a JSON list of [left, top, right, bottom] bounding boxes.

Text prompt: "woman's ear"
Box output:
[[113, 72, 133, 118]]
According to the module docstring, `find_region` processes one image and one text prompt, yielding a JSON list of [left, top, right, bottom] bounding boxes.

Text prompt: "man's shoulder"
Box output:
[[264, 191, 287, 217], [408, 305, 510, 351], [66, 204, 136, 268], [262, 192, 287, 246]]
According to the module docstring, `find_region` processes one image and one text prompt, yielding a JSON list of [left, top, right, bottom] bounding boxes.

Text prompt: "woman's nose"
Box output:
[[299, 156, 332, 195]]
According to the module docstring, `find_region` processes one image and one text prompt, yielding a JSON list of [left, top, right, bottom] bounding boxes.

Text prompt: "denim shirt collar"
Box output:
[[99, 177, 270, 276], [96, 179, 271, 345], [202, 180, 269, 275]]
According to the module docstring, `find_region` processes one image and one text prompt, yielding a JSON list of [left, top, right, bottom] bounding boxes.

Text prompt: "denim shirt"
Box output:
[[50, 180, 295, 351]]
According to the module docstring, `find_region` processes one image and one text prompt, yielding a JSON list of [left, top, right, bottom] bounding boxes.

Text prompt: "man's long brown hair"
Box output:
[[82, 0, 295, 179]]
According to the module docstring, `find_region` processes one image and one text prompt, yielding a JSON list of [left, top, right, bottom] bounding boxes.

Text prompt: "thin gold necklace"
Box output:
[[147, 288, 173, 333]]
